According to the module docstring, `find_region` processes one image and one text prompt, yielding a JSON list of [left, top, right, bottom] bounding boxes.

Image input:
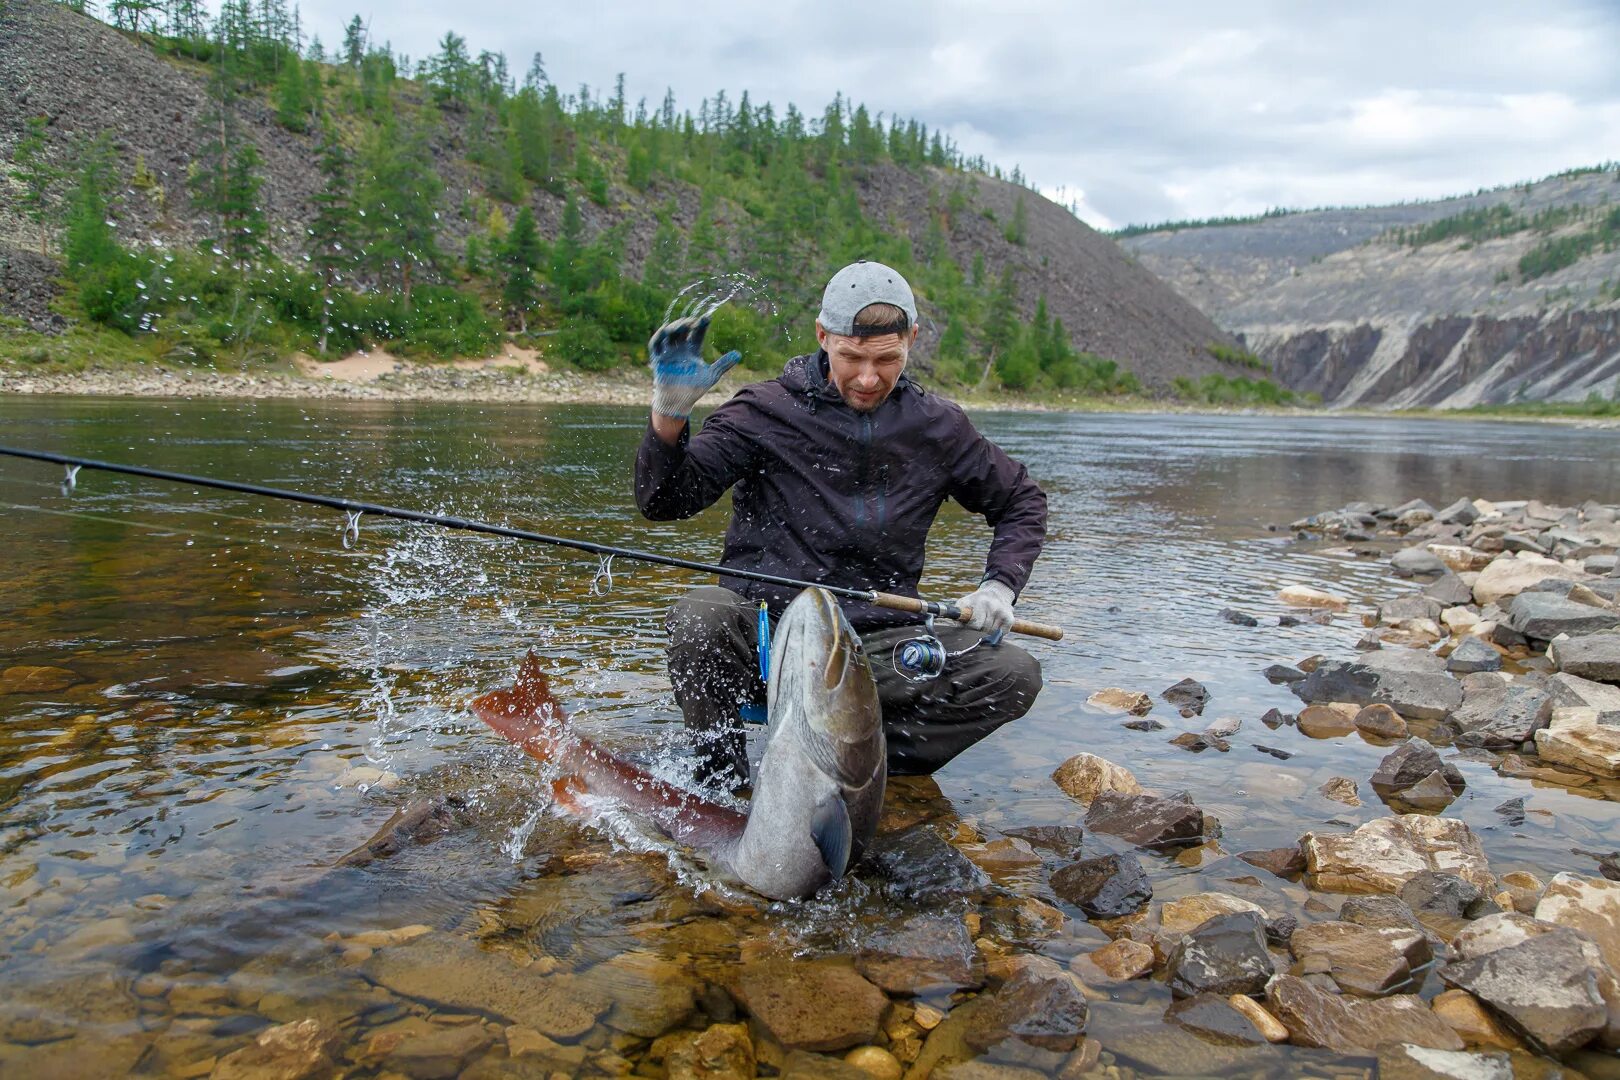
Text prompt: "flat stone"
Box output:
[[1507, 592, 1620, 641], [1158, 893, 1265, 937], [1551, 632, 1620, 683], [1050, 753, 1142, 806], [855, 915, 982, 996], [1439, 926, 1611, 1056], [1085, 688, 1152, 715], [1001, 825, 1085, 860], [1169, 731, 1228, 752], [780, 1050, 877, 1080], [963, 965, 1088, 1053], [1547, 672, 1620, 721], [1451, 684, 1554, 749], [1447, 637, 1503, 675], [1121, 717, 1165, 731], [870, 826, 990, 901], [1252, 744, 1294, 759], [1294, 654, 1462, 721], [1401, 872, 1488, 920], [1050, 853, 1152, 918], [1163, 993, 1267, 1045], [1279, 585, 1348, 609], [1298, 703, 1357, 738], [1393, 548, 1449, 578], [1289, 921, 1416, 997], [1425, 574, 1478, 607], [1265, 974, 1464, 1053], [581, 949, 700, 1037], [1318, 776, 1361, 806], [1381, 593, 1446, 624], [1238, 847, 1306, 878], [1164, 911, 1274, 999], [1083, 790, 1213, 851], [1226, 994, 1289, 1043], [1535, 873, 1620, 974], [1535, 708, 1620, 779], [1302, 815, 1494, 895], [1262, 664, 1306, 684], [1221, 608, 1259, 627], [1375, 1045, 1512, 1080], [384, 1022, 494, 1080], [1431, 989, 1522, 1051], [1085, 939, 1154, 981], [1355, 703, 1409, 739], [1436, 499, 1482, 526], [0, 665, 84, 694], [1472, 554, 1585, 606], [1396, 770, 1459, 812], [731, 959, 888, 1053]]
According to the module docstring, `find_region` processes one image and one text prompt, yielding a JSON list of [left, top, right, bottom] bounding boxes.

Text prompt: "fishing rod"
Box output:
[[0, 446, 1064, 641]]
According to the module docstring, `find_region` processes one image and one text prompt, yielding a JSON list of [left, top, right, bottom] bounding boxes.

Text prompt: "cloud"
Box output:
[[285, 1, 1620, 228]]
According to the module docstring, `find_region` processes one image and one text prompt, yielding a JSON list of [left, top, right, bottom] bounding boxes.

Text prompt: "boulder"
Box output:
[[1297, 703, 1357, 738], [1472, 554, 1584, 606], [870, 826, 990, 901], [1293, 651, 1462, 721], [1393, 548, 1448, 578], [1436, 499, 1482, 526], [1085, 687, 1153, 714], [1535, 708, 1620, 779], [1439, 927, 1611, 1056], [1369, 740, 1465, 794], [1083, 791, 1213, 851], [213, 1019, 343, 1080], [1264, 975, 1464, 1053], [1547, 672, 1620, 722], [1550, 632, 1620, 683], [855, 915, 982, 997], [583, 949, 701, 1037], [1432, 545, 1494, 573], [1227, 995, 1289, 1043], [1289, 921, 1416, 997], [1506, 592, 1620, 641], [1396, 771, 1460, 813], [963, 966, 1088, 1053], [382, 1022, 494, 1079], [1380, 593, 1445, 624], [731, 959, 888, 1052], [1262, 663, 1306, 684], [1354, 703, 1409, 739], [1449, 684, 1553, 749], [1164, 911, 1274, 999], [1535, 873, 1620, 974], [1302, 815, 1494, 895], [1084, 938, 1154, 981], [1050, 753, 1142, 806], [1049, 853, 1152, 918], [1401, 872, 1490, 920], [1238, 847, 1307, 878], [1162, 678, 1210, 716], [1446, 637, 1502, 675]]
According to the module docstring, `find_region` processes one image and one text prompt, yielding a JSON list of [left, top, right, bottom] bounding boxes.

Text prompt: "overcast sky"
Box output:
[[291, 1, 1620, 230]]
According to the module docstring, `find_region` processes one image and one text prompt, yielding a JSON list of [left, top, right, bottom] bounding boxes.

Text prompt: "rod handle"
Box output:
[[872, 592, 1065, 642]]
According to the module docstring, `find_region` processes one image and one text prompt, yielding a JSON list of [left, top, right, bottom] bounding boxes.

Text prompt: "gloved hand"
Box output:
[[957, 580, 1016, 644], [649, 316, 742, 421]]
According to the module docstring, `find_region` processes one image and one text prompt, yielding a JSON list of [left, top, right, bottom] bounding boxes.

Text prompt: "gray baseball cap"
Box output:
[[817, 260, 917, 337]]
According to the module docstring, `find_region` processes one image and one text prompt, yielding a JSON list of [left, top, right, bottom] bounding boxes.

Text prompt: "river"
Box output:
[[1, 397, 1617, 1077]]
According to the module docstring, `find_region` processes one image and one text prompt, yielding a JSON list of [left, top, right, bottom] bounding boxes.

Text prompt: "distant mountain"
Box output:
[[1120, 169, 1620, 407], [0, 0, 1238, 393]]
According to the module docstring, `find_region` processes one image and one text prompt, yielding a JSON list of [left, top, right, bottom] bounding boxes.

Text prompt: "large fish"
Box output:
[[471, 587, 886, 900]]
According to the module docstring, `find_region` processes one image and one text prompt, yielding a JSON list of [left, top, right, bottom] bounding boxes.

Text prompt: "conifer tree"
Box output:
[[10, 115, 59, 255], [641, 201, 684, 293], [63, 133, 120, 273], [550, 191, 584, 295], [274, 51, 309, 130], [356, 112, 442, 311], [1005, 194, 1028, 246], [341, 15, 364, 65], [218, 141, 268, 265], [307, 117, 350, 352], [501, 205, 543, 331]]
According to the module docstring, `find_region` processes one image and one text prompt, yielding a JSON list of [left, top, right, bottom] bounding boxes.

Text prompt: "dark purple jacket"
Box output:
[[636, 351, 1047, 630]]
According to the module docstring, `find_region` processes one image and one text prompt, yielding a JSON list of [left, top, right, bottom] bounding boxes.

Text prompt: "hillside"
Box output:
[[1120, 170, 1620, 407], [0, 0, 1238, 395]]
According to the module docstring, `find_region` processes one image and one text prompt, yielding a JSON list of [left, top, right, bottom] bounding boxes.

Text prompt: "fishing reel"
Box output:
[[891, 615, 981, 683]]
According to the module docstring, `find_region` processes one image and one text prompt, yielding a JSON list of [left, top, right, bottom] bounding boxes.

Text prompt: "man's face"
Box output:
[[816, 322, 919, 412]]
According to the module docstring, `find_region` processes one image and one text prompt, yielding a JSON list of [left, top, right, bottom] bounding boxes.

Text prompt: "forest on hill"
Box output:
[[2, 0, 1255, 400]]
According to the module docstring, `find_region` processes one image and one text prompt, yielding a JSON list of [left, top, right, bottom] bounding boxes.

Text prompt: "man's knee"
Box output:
[[977, 643, 1043, 720], [666, 586, 747, 644]]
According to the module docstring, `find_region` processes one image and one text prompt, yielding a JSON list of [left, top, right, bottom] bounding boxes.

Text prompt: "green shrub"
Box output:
[[554, 319, 619, 370]]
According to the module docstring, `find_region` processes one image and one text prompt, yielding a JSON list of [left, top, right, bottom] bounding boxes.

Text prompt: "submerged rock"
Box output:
[[1262, 664, 1306, 684], [1374, 1044, 1512, 1080], [1162, 993, 1268, 1046], [1085, 687, 1153, 715], [855, 916, 982, 997], [213, 1018, 343, 1080], [1220, 608, 1259, 627], [1049, 852, 1152, 918], [1083, 790, 1214, 851], [1288, 922, 1416, 997], [1294, 650, 1462, 721], [1265, 974, 1463, 1053], [1050, 753, 1142, 806], [1162, 677, 1210, 716], [731, 959, 888, 1053], [1369, 740, 1465, 795], [1084, 938, 1155, 981], [870, 826, 990, 901], [1297, 703, 1357, 738], [1165, 911, 1274, 999], [1302, 815, 1494, 895], [1237, 847, 1306, 878], [1318, 776, 1361, 806], [1535, 873, 1620, 974], [962, 966, 1090, 1055], [1354, 703, 1409, 739]]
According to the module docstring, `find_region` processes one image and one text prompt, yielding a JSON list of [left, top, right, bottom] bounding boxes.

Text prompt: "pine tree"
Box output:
[[274, 51, 309, 130], [10, 115, 60, 255], [341, 14, 364, 65], [501, 204, 543, 331], [218, 141, 268, 265], [641, 201, 684, 293], [356, 112, 442, 310], [307, 116, 350, 352]]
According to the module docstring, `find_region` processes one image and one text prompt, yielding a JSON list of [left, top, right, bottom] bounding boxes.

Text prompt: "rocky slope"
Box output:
[[1120, 172, 1620, 406], [0, 0, 1236, 388]]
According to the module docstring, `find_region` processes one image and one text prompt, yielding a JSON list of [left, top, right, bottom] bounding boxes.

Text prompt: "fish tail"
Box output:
[[550, 776, 588, 815], [469, 651, 568, 761]]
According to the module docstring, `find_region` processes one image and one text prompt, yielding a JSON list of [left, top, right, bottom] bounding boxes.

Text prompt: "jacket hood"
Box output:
[[780, 351, 919, 404]]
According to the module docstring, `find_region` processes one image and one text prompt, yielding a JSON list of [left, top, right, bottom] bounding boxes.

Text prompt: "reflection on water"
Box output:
[[1, 398, 1617, 1077]]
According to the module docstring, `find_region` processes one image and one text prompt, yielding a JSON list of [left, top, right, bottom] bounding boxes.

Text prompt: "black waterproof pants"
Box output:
[[666, 586, 1043, 785]]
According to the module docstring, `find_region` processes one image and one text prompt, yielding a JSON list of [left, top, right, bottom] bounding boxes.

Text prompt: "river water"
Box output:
[[1, 398, 1617, 1078]]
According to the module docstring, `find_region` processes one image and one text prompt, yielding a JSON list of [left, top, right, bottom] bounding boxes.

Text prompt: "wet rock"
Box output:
[[731, 959, 887, 1052], [1050, 753, 1141, 807], [659, 1022, 756, 1080], [1451, 684, 1554, 749], [963, 965, 1088, 1053], [855, 915, 982, 996], [1431, 989, 1522, 1051], [1381, 593, 1446, 624], [1084, 688, 1152, 715], [1439, 926, 1611, 1055], [1084, 938, 1154, 981], [961, 837, 1044, 873], [0, 665, 83, 694], [1221, 608, 1259, 627], [842, 1045, 901, 1080], [1120, 717, 1165, 732], [870, 826, 990, 901], [1162, 678, 1210, 716], [1050, 853, 1152, 918], [1507, 592, 1620, 641], [1355, 703, 1409, 739], [1424, 574, 1477, 607], [383, 1022, 494, 1080], [362, 932, 609, 1038], [1370, 739, 1466, 794], [1290, 922, 1416, 997], [1259, 708, 1293, 728], [213, 1018, 343, 1080], [780, 1049, 874, 1080], [1535, 708, 1620, 779], [1375, 1045, 1512, 1080], [1473, 554, 1585, 606], [1164, 911, 1274, 999], [1265, 974, 1464, 1052], [1262, 664, 1306, 684], [1159, 893, 1265, 937], [1204, 715, 1241, 738], [1264, 915, 1299, 948], [1447, 637, 1503, 675], [1163, 993, 1268, 1045], [1318, 777, 1362, 806], [1297, 702, 1357, 737], [1393, 548, 1448, 578], [1397, 771, 1460, 813], [1227, 994, 1289, 1043], [583, 950, 700, 1037], [1294, 651, 1463, 721], [1498, 871, 1545, 915], [1083, 790, 1214, 851], [1278, 585, 1348, 609], [1169, 731, 1227, 752], [1104, 1021, 1280, 1075], [1535, 873, 1620, 974], [1550, 632, 1620, 683], [1002, 825, 1085, 860], [1302, 815, 1494, 895], [1238, 847, 1306, 878], [1252, 744, 1293, 759]]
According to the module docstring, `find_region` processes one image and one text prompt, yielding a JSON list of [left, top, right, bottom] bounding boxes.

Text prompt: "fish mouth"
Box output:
[[818, 589, 851, 689]]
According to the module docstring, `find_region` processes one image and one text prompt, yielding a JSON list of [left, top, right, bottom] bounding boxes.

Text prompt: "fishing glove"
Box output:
[[957, 580, 1016, 644], [649, 316, 742, 421]]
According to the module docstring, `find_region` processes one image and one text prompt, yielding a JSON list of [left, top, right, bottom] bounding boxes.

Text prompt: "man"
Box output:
[[635, 260, 1046, 788]]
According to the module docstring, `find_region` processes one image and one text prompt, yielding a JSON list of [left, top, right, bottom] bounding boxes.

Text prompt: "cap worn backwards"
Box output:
[[818, 260, 918, 338]]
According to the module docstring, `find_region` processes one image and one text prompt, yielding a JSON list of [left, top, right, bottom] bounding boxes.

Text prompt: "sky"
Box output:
[[288, 1, 1620, 230]]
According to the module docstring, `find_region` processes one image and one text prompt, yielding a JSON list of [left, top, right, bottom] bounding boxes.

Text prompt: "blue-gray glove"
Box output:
[[649, 316, 742, 421]]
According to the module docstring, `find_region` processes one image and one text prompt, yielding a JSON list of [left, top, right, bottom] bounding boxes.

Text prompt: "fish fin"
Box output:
[[810, 795, 853, 879], [471, 651, 568, 759], [550, 776, 588, 815]]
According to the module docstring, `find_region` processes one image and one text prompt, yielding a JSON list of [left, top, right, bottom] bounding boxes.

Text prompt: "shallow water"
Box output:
[[1, 398, 1617, 1078]]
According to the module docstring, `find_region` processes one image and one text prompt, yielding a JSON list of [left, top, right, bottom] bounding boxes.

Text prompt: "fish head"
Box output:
[[768, 588, 882, 769]]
